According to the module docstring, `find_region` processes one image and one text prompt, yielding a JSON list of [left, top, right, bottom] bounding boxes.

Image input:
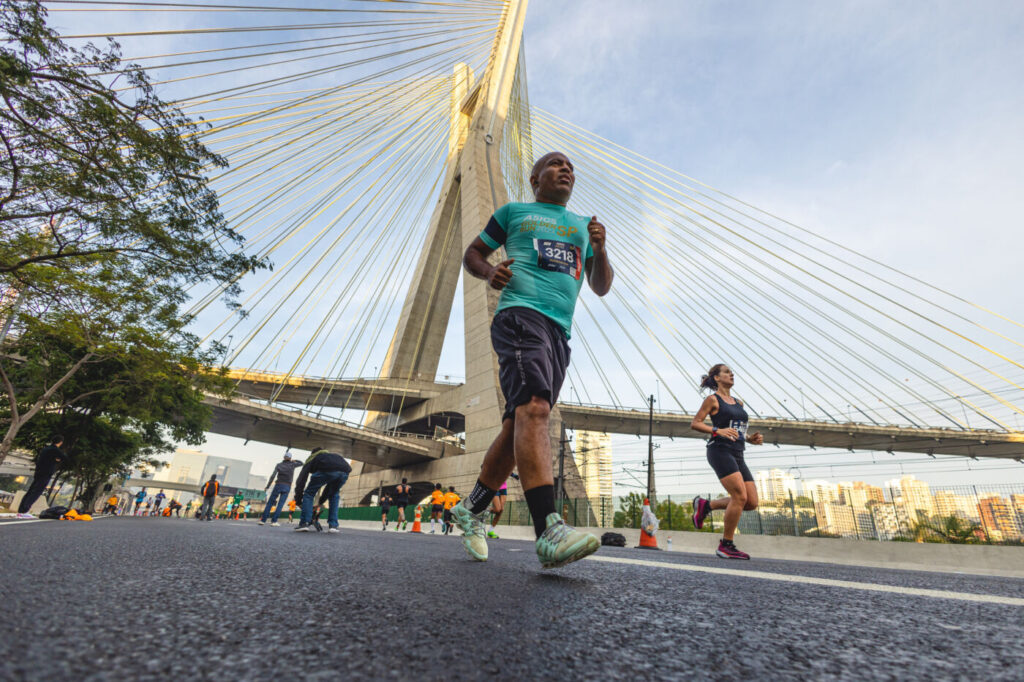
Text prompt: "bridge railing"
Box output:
[[558, 399, 1000, 432], [230, 392, 448, 444], [226, 368, 464, 387]]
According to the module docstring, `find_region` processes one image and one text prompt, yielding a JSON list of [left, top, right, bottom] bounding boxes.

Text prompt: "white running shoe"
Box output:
[[327, 528, 340, 534], [257, 521, 265, 526], [16, 513, 35, 519], [449, 500, 488, 561], [270, 522, 280, 527], [535, 513, 600, 569]]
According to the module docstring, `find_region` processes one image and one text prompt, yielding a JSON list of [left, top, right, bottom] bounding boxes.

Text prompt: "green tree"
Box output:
[[912, 515, 981, 544], [655, 497, 701, 532], [614, 492, 644, 528], [13, 331, 232, 509], [0, 1, 266, 461]]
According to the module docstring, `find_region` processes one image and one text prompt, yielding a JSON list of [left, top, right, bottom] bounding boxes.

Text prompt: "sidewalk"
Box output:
[[333, 519, 1024, 579]]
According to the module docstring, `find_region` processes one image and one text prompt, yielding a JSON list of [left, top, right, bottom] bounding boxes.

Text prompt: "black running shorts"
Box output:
[[431, 504, 443, 514], [491, 307, 570, 422], [706, 444, 753, 482], [395, 498, 409, 507]]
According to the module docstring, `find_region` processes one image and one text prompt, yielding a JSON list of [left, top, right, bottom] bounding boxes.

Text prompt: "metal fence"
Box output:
[[300, 483, 1024, 545]]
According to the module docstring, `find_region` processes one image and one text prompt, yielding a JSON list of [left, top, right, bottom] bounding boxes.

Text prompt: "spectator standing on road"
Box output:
[[153, 490, 166, 516], [259, 451, 303, 527], [380, 492, 392, 531], [293, 447, 352, 533], [198, 475, 219, 521], [442, 486, 460, 535], [17, 435, 71, 518], [394, 478, 411, 531]]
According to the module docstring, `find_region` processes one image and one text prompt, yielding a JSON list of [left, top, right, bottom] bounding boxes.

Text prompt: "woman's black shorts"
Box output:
[[491, 307, 570, 422], [707, 444, 753, 482], [431, 504, 443, 514]]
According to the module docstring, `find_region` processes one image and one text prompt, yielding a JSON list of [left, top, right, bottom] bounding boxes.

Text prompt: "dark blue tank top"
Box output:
[[708, 394, 749, 452]]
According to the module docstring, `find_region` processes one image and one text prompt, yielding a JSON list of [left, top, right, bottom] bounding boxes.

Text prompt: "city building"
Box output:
[[803, 480, 840, 503], [137, 449, 255, 503], [886, 475, 935, 521], [869, 503, 911, 540], [575, 431, 612, 526], [754, 469, 797, 503], [977, 495, 1021, 542], [816, 501, 875, 538], [933, 490, 981, 521]]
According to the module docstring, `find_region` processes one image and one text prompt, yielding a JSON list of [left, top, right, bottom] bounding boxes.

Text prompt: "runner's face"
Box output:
[[716, 366, 735, 388], [532, 154, 574, 203]]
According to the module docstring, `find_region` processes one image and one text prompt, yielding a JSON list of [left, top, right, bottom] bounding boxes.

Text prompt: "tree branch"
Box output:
[[18, 352, 94, 427], [0, 247, 124, 274], [0, 361, 20, 425], [0, 127, 20, 213]]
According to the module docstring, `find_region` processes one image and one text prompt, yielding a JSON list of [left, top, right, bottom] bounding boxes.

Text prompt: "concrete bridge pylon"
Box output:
[[345, 0, 589, 507]]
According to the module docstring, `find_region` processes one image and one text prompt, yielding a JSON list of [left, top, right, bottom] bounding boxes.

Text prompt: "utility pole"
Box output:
[[557, 434, 572, 510], [647, 394, 656, 507]]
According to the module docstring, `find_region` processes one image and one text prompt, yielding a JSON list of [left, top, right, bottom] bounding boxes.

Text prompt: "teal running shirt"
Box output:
[[479, 202, 593, 338]]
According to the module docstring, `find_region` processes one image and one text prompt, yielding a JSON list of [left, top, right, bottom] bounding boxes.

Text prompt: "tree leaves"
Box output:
[[0, 2, 266, 467]]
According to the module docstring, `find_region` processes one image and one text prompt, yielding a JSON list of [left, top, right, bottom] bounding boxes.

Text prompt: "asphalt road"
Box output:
[[1, 517, 1021, 680]]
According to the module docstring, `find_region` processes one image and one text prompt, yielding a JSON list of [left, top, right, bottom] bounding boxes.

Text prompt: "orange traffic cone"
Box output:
[[637, 498, 661, 550], [410, 505, 423, 533]]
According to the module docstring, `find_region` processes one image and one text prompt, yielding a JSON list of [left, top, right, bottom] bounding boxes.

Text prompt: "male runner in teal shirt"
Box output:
[[452, 152, 614, 568]]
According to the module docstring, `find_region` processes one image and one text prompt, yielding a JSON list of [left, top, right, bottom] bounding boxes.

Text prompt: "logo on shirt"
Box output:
[[519, 216, 579, 239]]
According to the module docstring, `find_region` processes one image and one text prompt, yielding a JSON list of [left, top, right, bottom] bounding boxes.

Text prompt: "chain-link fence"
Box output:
[[306, 483, 1024, 545]]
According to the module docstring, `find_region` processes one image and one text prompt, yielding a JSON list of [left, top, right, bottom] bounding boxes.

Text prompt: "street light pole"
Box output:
[[647, 394, 656, 507], [557, 435, 572, 510]]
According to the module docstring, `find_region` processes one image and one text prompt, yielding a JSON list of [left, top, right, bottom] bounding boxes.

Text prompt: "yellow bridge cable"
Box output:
[[533, 110, 1023, 429]]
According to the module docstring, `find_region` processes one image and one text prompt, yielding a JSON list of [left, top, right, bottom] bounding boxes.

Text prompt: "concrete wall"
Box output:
[[331, 520, 1024, 579]]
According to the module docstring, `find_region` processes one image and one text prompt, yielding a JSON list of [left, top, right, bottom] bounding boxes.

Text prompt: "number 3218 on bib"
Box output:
[[533, 238, 582, 280]]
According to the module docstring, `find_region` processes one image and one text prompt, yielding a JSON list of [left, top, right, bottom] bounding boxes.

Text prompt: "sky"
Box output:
[[46, 1, 1024, 493]]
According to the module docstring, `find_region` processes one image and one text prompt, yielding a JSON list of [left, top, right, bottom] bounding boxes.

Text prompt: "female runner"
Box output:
[[690, 364, 763, 559]]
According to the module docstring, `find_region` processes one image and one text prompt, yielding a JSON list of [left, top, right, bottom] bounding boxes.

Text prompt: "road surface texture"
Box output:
[[1, 517, 1021, 680]]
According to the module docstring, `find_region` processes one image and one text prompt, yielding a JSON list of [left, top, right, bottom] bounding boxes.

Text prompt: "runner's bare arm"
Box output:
[[464, 237, 514, 290], [584, 216, 613, 295]]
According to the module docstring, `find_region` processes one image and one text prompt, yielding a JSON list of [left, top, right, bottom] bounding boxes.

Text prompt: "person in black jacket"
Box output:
[[293, 447, 351, 533], [258, 450, 303, 526], [17, 435, 70, 516]]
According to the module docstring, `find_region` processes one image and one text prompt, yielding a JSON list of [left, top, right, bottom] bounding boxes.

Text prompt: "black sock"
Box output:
[[523, 484, 557, 538], [468, 479, 498, 514]]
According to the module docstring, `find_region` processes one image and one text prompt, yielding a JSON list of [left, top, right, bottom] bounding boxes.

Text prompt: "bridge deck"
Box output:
[[205, 394, 462, 467], [224, 369, 451, 412], [559, 404, 1024, 458]]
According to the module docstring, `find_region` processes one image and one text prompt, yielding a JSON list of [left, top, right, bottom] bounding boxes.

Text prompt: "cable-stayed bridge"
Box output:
[[57, 0, 1024, 504]]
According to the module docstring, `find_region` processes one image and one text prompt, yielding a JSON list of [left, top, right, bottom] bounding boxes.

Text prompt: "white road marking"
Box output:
[[0, 519, 45, 526], [587, 555, 1024, 607]]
